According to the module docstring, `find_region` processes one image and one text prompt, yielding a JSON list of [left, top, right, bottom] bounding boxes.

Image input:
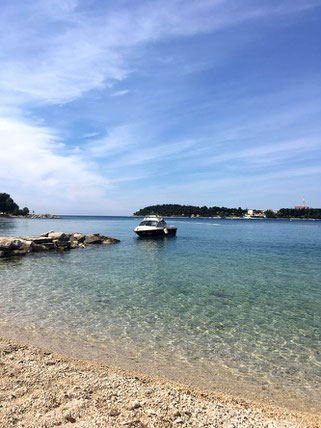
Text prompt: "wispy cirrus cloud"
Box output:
[[112, 139, 198, 167], [111, 89, 130, 97], [1, 0, 319, 106], [86, 125, 138, 157], [123, 164, 321, 210], [204, 137, 321, 167]]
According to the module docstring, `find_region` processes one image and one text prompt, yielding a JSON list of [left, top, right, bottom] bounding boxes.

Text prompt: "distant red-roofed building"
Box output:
[[294, 197, 309, 209]]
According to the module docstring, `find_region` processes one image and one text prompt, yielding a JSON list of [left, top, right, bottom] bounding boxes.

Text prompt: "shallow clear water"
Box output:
[[0, 216, 320, 410]]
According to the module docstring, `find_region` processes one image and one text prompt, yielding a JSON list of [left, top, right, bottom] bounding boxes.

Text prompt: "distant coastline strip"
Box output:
[[134, 204, 321, 219]]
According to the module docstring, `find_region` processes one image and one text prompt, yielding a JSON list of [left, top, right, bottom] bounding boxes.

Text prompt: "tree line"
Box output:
[[134, 204, 321, 219], [265, 208, 321, 219], [134, 204, 247, 217], [0, 193, 29, 216]]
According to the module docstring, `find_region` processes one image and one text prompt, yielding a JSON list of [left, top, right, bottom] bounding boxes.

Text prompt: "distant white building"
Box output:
[[244, 209, 266, 218]]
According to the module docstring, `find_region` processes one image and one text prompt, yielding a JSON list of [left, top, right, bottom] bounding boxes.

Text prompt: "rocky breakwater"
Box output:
[[0, 213, 61, 219], [0, 231, 120, 258], [26, 214, 61, 219]]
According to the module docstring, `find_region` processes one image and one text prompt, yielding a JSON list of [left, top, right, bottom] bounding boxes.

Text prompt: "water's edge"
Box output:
[[1, 320, 320, 414]]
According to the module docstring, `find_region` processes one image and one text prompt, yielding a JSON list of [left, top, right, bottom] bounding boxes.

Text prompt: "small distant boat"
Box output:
[[134, 215, 177, 237]]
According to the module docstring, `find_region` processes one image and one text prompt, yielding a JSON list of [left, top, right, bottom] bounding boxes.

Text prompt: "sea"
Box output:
[[0, 216, 320, 412]]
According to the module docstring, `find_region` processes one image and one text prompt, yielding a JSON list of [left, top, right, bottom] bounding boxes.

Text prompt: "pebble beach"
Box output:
[[1, 337, 320, 428]]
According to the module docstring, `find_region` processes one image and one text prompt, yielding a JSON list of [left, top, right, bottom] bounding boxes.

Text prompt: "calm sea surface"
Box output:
[[0, 216, 320, 411]]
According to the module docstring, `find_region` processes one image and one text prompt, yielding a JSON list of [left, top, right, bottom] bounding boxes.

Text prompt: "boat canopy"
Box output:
[[139, 218, 168, 227], [139, 220, 158, 226]]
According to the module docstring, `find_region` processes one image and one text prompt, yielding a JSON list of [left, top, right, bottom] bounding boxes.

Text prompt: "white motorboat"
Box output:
[[134, 215, 177, 237]]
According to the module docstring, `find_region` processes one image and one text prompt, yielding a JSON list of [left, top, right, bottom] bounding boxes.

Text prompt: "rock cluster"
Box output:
[[0, 231, 120, 257], [26, 213, 61, 219], [0, 213, 60, 219]]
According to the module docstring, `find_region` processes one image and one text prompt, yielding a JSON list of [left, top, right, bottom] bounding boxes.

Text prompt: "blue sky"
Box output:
[[0, 0, 320, 215]]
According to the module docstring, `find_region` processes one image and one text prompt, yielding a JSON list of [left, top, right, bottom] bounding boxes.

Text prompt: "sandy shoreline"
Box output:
[[1, 336, 320, 427]]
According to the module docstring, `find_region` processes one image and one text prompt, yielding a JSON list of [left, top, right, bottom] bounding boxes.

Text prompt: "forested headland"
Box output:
[[134, 204, 246, 218], [134, 204, 321, 219], [0, 193, 29, 216]]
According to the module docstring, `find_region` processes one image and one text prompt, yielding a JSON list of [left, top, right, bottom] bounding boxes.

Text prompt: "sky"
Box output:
[[0, 0, 320, 215]]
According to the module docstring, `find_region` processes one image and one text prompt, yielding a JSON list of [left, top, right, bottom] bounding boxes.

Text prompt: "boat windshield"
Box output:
[[139, 220, 158, 226], [157, 220, 167, 227]]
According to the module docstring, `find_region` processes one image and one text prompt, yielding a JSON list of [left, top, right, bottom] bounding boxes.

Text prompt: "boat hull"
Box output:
[[135, 228, 177, 237]]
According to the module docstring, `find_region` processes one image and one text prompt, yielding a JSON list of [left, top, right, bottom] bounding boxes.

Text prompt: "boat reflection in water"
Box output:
[[133, 215, 177, 237]]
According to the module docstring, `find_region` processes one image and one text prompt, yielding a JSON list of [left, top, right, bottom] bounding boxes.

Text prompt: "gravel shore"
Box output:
[[0, 337, 319, 427]]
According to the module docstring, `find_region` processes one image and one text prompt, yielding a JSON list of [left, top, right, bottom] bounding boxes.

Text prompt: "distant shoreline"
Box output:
[[133, 204, 321, 220], [0, 213, 61, 219], [131, 215, 321, 221], [1, 214, 320, 221]]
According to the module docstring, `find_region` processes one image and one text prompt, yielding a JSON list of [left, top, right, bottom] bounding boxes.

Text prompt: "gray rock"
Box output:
[[27, 214, 60, 218], [12, 239, 25, 249], [109, 408, 120, 417], [0, 237, 15, 250], [32, 243, 50, 252], [48, 232, 70, 241], [56, 241, 71, 250], [11, 249, 27, 256], [84, 234, 102, 245], [0, 238, 26, 255], [22, 236, 53, 244], [130, 401, 141, 410], [39, 231, 52, 237], [20, 240, 34, 253], [43, 243, 55, 250], [0, 231, 119, 257], [102, 237, 120, 245], [71, 233, 86, 243]]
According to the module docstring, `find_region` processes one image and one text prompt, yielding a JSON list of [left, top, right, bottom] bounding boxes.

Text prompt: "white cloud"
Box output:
[[0, 117, 116, 214], [81, 132, 101, 139], [111, 90, 130, 97], [87, 125, 137, 157], [86, 121, 200, 168], [0, 117, 158, 214]]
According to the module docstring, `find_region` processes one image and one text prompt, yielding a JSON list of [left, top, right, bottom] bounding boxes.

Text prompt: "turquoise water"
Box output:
[[0, 216, 320, 410]]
